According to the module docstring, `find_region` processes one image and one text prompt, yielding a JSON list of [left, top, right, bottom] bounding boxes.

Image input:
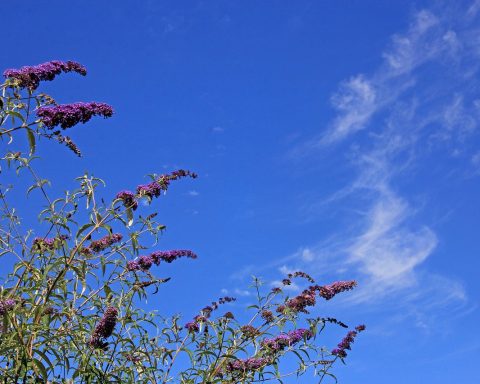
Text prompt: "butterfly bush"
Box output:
[[0, 60, 365, 383]]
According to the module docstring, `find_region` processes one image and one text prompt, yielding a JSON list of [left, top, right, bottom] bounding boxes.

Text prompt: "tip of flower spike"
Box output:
[[37, 102, 114, 130], [89, 306, 118, 349], [126, 250, 197, 272], [4, 60, 87, 89], [135, 170, 197, 199]]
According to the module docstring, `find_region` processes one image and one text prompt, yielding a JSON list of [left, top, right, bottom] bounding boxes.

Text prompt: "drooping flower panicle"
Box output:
[[185, 296, 236, 333], [32, 235, 68, 252], [127, 250, 197, 272], [87, 233, 123, 254], [261, 329, 312, 353], [116, 190, 138, 210], [89, 307, 118, 349], [261, 310, 275, 323], [151, 250, 197, 263], [226, 357, 269, 373], [240, 325, 260, 339], [276, 280, 357, 315], [185, 321, 200, 333], [287, 271, 315, 283], [0, 299, 16, 316], [3, 60, 86, 89], [37, 102, 113, 129], [136, 170, 197, 199], [56, 135, 82, 156], [331, 324, 366, 358], [318, 281, 357, 300]]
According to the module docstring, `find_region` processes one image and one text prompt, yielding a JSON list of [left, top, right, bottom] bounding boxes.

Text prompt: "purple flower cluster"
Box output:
[[116, 190, 138, 210], [223, 311, 235, 319], [136, 170, 198, 199], [218, 296, 236, 305], [261, 310, 274, 323], [278, 286, 317, 314], [89, 307, 118, 349], [261, 329, 312, 353], [56, 135, 82, 157], [319, 317, 348, 329], [331, 325, 366, 358], [88, 234, 123, 254], [226, 357, 269, 372], [287, 271, 315, 283], [125, 353, 142, 363], [318, 280, 357, 300], [3, 60, 86, 89], [240, 325, 260, 339], [185, 296, 236, 333], [185, 321, 200, 333], [127, 250, 197, 272], [37, 102, 113, 129], [0, 299, 16, 316], [152, 249, 197, 264], [277, 280, 357, 315], [32, 235, 68, 252]]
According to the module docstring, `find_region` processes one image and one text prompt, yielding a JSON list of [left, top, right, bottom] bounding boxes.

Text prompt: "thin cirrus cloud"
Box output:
[[283, 3, 480, 312], [305, 8, 468, 149]]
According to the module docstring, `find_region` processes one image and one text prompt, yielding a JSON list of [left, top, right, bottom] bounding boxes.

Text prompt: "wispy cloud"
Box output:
[[301, 8, 472, 149], [281, 4, 480, 318], [211, 126, 225, 133]]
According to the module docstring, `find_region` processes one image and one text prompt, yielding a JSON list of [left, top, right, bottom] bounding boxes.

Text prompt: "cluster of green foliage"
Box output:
[[0, 61, 363, 383]]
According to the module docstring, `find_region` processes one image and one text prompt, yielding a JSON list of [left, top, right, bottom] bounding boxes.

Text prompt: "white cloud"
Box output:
[[308, 7, 473, 148], [323, 75, 377, 143], [382, 10, 439, 75], [284, 5, 480, 315], [300, 248, 314, 262], [233, 288, 251, 297], [212, 126, 224, 133]]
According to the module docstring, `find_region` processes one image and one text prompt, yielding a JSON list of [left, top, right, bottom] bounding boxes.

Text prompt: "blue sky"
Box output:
[[2, 0, 480, 382]]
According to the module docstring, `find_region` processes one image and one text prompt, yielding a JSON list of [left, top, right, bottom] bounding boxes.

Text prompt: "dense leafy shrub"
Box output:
[[0, 61, 364, 383]]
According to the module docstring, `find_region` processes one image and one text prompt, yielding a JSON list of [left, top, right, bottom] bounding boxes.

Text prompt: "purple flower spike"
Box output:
[[331, 325, 365, 358], [261, 329, 312, 353], [0, 299, 16, 316], [116, 190, 138, 210], [127, 250, 197, 272], [4, 60, 87, 89], [318, 280, 357, 300], [150, 250, 197, 264], [126, 260, 140, 271], [136, 170, 197, 199], [89, 307, 118, 349], [185, 321, 199, 333], [137, 255, 154, 271], [86, 233, 123, 254], [37, 102, 113, 129], [226, 357, 269, 372]]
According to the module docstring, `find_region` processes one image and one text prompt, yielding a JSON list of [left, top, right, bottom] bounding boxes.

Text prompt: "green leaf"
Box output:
[[32, 358, 48, 381], [76, 222, 94, 239], [126, 207, 134, 227], [7, 110, 25, 123], [104, 284, 113, 299], [26, 128, 36, 155], [33, 349, 54, 373]]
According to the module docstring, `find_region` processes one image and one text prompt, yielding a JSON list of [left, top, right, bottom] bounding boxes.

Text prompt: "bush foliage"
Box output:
[[0, 61, 364, 383]]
